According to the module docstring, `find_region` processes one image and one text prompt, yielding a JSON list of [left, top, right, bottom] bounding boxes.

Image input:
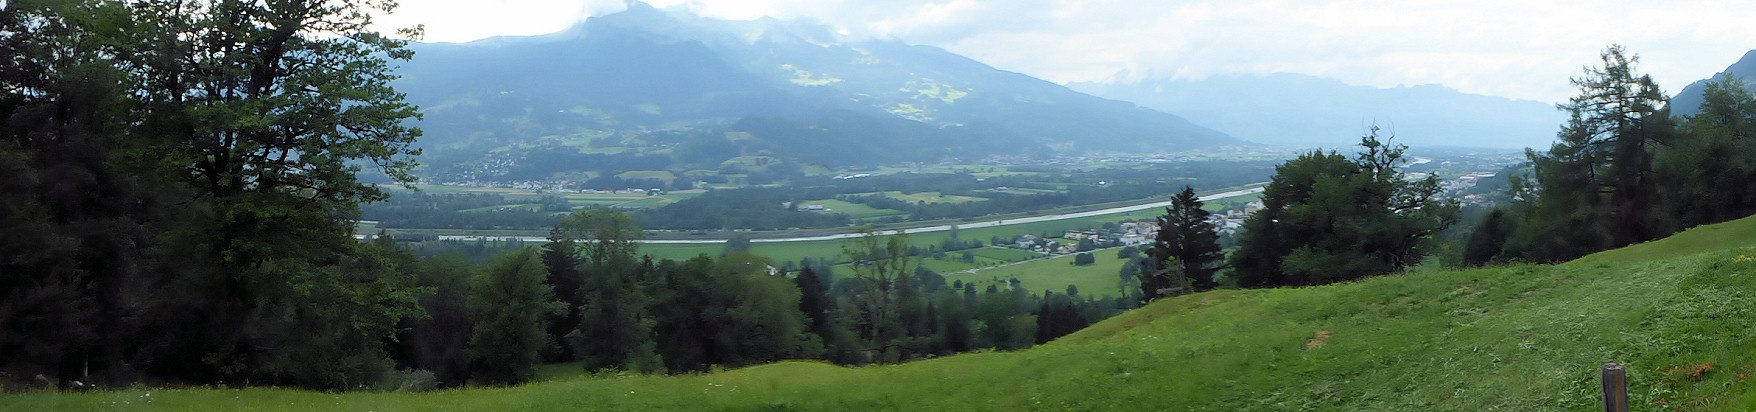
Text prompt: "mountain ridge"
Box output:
[[395, 3, 1238, 180], [1071, 72, 1564, 150], [1671, 49, 1756, 118]]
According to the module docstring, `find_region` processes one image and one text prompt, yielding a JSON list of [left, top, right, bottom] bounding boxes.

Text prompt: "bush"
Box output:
[[1073, 252, 1096, 266]]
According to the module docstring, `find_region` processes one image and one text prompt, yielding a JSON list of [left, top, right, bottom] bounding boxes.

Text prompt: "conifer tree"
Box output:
[[1510, 45, 1670, 262], [1144, 186, 1224, 297]]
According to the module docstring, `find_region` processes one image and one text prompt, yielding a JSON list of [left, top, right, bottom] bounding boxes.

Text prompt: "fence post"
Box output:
[[1602, 363, 1628, 412]]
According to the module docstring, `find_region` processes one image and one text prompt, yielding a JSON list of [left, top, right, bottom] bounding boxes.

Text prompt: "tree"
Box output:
[[1072, 252, 1096, 266], [467, 249, 556, 386], [842, 228, 914, 354], [1144, 186, 1224, 297], [1509, 45, 1670, 262], [1230, 129, 1456, 287], [539, 226, 585, 362], [1034, 291, 1088, 343], [723, 233, 754, 256], [1461, 209, 1514, 267], [0, 0, 150, 387], [794, 266, 835, 350], [114, 0, 430, 387], [557, 209, 660, 372], [394, 253, 475, 388], [1659, 73, 1756, 228]]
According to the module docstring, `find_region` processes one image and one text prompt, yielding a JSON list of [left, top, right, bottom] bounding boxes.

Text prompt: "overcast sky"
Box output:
[[373, 0, 1756, 104]]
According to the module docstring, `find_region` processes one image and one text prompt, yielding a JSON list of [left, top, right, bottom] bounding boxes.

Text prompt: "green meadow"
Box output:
[[948, 248, 1134, 299], [23, 202, 1756, 411]]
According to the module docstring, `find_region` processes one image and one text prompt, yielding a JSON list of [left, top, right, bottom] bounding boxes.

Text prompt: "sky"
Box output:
[[372, 0, 1756, 104]]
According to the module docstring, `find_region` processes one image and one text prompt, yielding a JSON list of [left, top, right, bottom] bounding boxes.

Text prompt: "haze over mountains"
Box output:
[[394, 3, 1235, 179], [1071, 73, 1566, 150], [395, 2, 1755, 180]]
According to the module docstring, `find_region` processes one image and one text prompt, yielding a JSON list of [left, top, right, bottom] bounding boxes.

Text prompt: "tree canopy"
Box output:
[[1230, 128, 1457, 287]]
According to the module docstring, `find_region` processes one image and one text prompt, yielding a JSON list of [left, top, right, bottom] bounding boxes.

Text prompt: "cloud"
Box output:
[[382, 0, 1756, 103]]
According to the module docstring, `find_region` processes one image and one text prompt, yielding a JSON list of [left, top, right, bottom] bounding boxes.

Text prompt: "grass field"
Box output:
[[797, 199, 907, 221], [24, 214, 1756, 410], [949, 248, 1133, 299]]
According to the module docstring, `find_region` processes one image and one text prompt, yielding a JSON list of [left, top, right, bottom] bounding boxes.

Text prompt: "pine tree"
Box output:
[[1511, 45, 1670, 262], [539, 226, 586, 362], [1144, 186, 1224, 296]]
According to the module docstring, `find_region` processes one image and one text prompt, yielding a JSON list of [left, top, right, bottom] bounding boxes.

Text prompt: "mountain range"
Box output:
[[394, 3, 1235, 180], [1070, 73, 1566, 150], [1671, 49, 1756, 118]]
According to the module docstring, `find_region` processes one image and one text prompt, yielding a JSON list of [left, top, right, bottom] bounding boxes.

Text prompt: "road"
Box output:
[[431, 185, 1266, 245]]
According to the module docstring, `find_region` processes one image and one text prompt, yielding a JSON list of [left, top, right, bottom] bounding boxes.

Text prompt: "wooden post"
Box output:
[[1602, 363, 1628, 412]]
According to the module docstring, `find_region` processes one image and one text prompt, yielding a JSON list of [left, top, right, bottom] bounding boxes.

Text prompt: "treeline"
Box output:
[[366, 193, 569, 230], [434, 211, 1135, 387], [1204, 45, 1756, 290], [1463, 46, 1756, 266], [631, 187, 853, 230]]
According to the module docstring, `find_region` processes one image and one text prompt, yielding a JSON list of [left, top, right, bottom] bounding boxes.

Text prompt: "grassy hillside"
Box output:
[[16, 217, 1756, 410]]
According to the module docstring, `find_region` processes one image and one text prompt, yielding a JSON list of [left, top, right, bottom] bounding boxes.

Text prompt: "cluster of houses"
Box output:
[[1207, 201, 1263, 236], [1444, 172, 1499, 207], [1006, 221, 1166, 254], [1002, 200, 1276, 254]]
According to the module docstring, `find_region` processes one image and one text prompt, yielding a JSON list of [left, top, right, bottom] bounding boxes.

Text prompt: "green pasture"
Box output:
[[21, 215, 1756, 410], [948, 248, 1133, 299], [798, 199, 908, 221]]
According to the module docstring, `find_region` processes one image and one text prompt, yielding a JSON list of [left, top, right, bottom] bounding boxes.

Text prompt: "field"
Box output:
[[630, 206, 1166, 266], [23, 213, 1756, 410], [796, 199, 907, 221], [948, 248, 1133, 299]]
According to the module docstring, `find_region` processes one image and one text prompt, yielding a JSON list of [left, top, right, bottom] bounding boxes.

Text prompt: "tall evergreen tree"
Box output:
[[538, 226, 585, 362], [795, 266, 835, 347], [1510, 45, 1670, 262], [1143, 186, 1223, 298]]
